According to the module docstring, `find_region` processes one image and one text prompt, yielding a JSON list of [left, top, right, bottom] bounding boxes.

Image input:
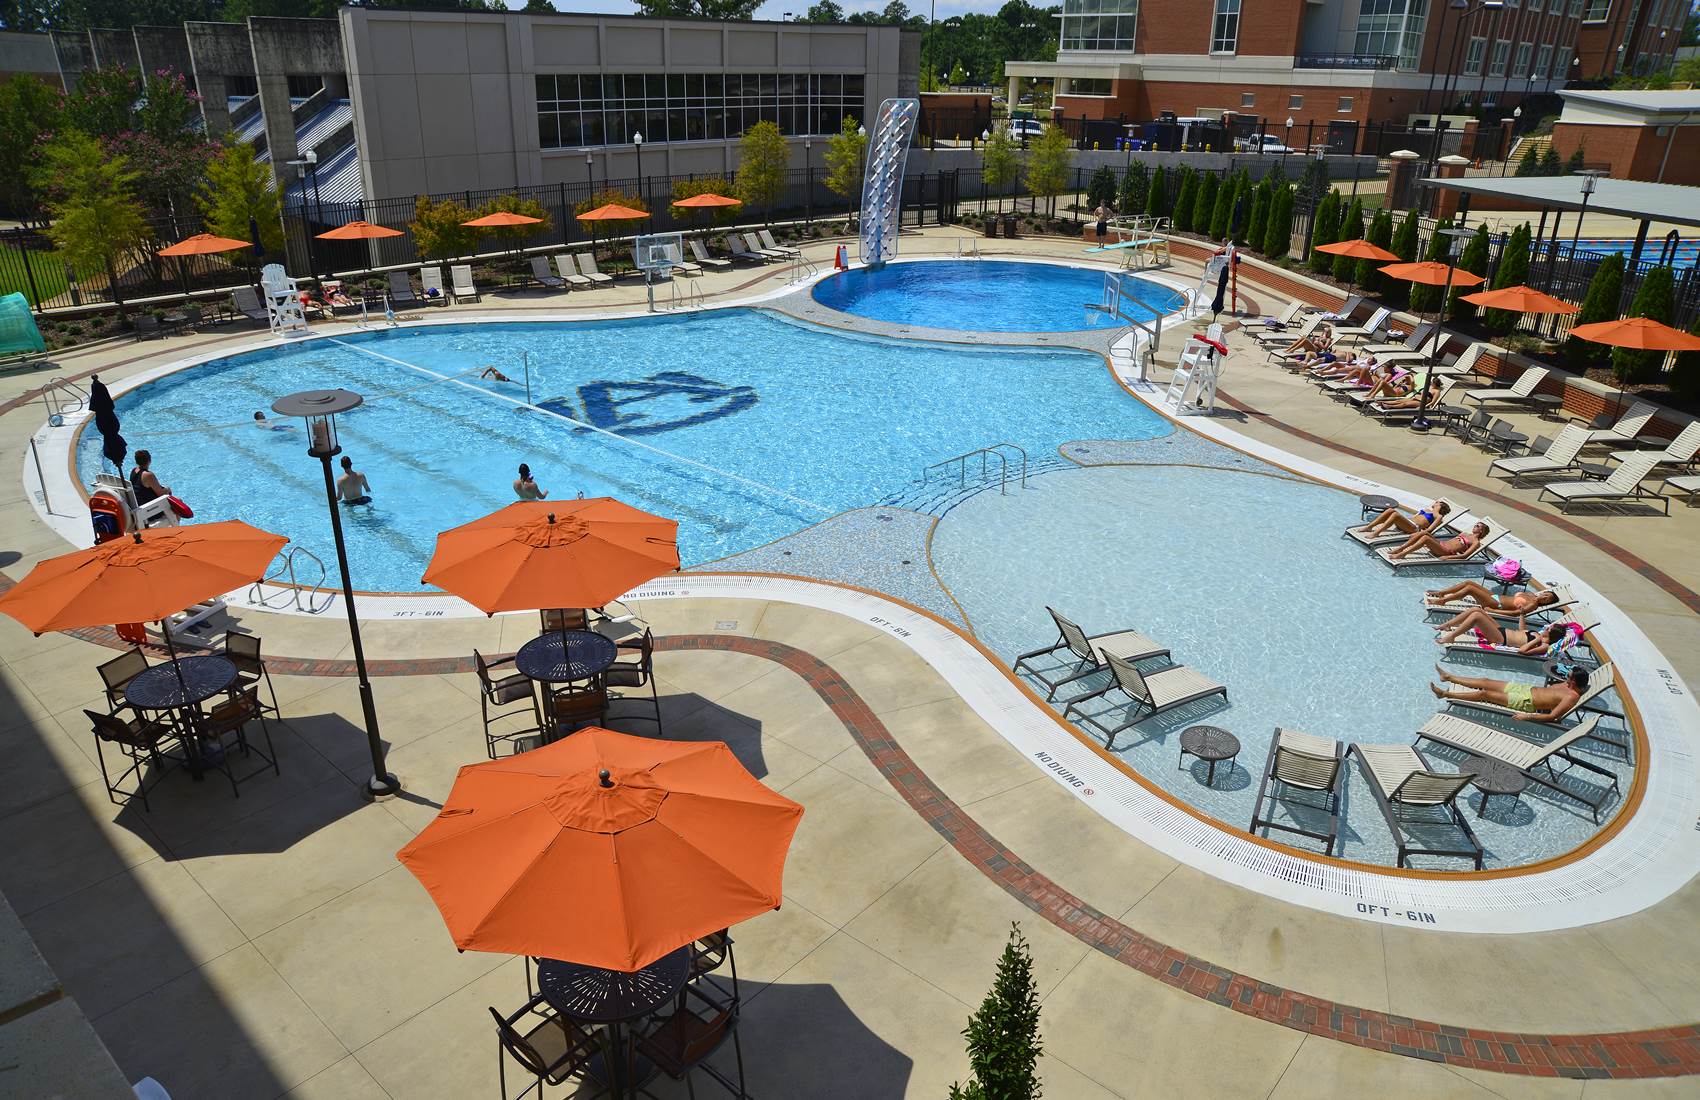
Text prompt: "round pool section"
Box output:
[[810, 259, 1187, 333]]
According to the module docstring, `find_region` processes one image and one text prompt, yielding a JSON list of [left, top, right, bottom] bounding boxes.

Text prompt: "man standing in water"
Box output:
[[336, 455, 372, 505]]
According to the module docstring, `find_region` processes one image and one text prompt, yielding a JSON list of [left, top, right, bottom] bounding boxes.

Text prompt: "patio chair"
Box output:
[[527, 255, 565, 290], [553, 253, 592, 288], [473, 649, 543, 758], [388, 270, 422, 308], [1010, 607, 1172, 700], [1350, 743, 1482, 869], [1461, 367, 1561, 413], [633, 979, 748, 1100], [1416, 712, 1618, 822], [605, 627, 660, 730], [574, 252, 614, 285], [491, 993, 603, 1100], [1360, 321, 1436, 358], [1242, 300, 1306, 334], [224, 632, 280, 718], [1488, 421, 1590, 482], [690, 929, 740, 1003], [1578, 400, 1661, 450], [550, 682, 607, 736], [1450, 407, 1493, 445], [1359, 377, 1461, 422], [1538, 451, 1670, 515], [1443, 662, 1622, 728], [1248, 727, 1345, 856], [1435, 341, 1490, 379], [1061, 652, 1227, 749], [758, 228, 801, 258], [725, 234, 772, 264], [232, 286, 269, 325], [1482, 417, 1532, 456], [420, 265, 450, 304], [97, 646, 150, 710], [1332, 306, 1392, 345], [450, 264, 480, 302], [1343, 497, 1464, 548], [133, 313, 162, 341], [1250, 312, 1326, 347], [1608, 421, 1700, 474], [1374, 516, 1508, 569], [689, 238, 733, 270], [192, 687, 279, 798], [1662, 473, 1700, 505], [85, 708, 180, 812], [1440, 603, 1601, 662], [539, 607, 589, 632]]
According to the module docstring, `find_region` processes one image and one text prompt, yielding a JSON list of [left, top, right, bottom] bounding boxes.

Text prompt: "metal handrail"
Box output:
[[41, 377, 88, 421], [249, 545, 333, 614], [924, 440, 1027, 494]]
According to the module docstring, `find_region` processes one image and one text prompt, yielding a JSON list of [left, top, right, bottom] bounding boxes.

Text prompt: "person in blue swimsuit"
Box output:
[[1360, 499, 1449, 538]]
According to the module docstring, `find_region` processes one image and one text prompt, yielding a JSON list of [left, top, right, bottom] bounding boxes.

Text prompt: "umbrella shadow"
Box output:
[[607, 693, 775, 782]]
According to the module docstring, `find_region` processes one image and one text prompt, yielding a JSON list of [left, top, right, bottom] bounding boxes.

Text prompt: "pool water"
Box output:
[[1557, 238, 1698, 269], [811, 259, 1187, 332], [83, 311, 1168, 590]]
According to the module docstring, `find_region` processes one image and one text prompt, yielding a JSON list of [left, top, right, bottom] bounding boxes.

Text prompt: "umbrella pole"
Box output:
[[159, 616, 189, 694]]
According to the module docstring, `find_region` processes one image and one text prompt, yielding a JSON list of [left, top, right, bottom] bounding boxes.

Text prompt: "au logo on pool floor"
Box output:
[[542, 371, 757, 436]]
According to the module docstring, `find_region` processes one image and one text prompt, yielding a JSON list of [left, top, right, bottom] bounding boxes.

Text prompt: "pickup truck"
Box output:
[[1234, 133, 1295, 154]]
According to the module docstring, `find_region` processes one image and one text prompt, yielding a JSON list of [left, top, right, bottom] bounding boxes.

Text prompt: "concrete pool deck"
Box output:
[[4, 230, 1700, 1096]]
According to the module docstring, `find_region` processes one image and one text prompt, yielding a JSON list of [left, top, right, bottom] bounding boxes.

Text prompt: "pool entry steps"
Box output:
[[858, 98, 919, 269]]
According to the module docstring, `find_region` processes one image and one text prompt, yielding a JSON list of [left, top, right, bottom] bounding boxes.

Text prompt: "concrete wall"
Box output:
[[249, 18, 345, 182], [185, 21, 259, 136], [49, 31, 93, 88], [0, 31, 61, 85], [133, 25, 193, 80], [88, 28, 136, 70], [342, 8, 907, 200]]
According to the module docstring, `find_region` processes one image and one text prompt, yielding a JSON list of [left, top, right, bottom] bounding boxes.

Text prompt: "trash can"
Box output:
[[984, 215, 999, 238], [1002, 213, 1019, 239]]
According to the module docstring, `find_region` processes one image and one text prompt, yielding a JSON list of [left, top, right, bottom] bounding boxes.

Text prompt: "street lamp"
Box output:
[[585, 152, 595, 191], [1284, 117, 1293, 161], [632, 131, 645, 208], [857, 124, 868, 225], [269, 389, 399, 800], [1571, 169, 1604, 253], [804, 139, 813, 225], [1436, 0, 1505, 117], [1412, 225, 1479, 432], [285, 148, 323, 280]]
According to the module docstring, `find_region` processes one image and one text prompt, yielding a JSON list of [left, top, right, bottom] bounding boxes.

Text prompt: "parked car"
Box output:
[[1234, 133, 1295, 154], [1008, 118, 1045, 138]]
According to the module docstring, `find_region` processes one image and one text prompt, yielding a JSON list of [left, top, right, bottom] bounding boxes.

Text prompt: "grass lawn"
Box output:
[[0, 243, 98, 307]]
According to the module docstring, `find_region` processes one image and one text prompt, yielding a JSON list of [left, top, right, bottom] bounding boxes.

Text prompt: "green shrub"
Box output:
[[948, 924, 1042, 1100], [1563, 253, 1624, 369], [1262, 184, 1294, 260], [1194, 172, 1219, 236], [1408, 218, 1453, 315], [1671, 318, 1700, 402], [1612, 265, 1676, 384], [1448, 224, 1490, 320], [1119, 161, 1148, 216], [1145, 164, 1168, 219], [1482, 223, 1531, 334], [1332, 197, 1364, 280], [1308, 189, 1340, 273], [1086, 164, 1118, 210], [1171, 167, 1197, 232], [1246, 178, 1272, 256], [1355, 208, 1393, 293]]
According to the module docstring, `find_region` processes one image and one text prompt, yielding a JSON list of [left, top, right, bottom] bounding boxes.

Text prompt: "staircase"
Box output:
[[881, 448, 1077, 520], [1507, 133, 1552, 166], [857, 98, 920, 268]]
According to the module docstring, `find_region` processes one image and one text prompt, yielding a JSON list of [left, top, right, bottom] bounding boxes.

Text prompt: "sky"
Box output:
[[502, 0, 1017, 22]]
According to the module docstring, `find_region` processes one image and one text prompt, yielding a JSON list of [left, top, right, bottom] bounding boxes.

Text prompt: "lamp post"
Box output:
[[804, 139, 813, 225], [1438, 0, 1505, 117], [270, 389, 399, 800], [1424, 0, 1471, 116], [1413, 225, 1479, 432], [285, 149, 323, 280], [1284, 117, 1293, 162], [1501, 106, 1521, 175], [1571, 169, 1604, 253], [857, 123, 868, 227], [632, 131, 645, 210]]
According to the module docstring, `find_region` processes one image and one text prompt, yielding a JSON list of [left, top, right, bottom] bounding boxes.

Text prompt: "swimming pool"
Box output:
[[83, 310, 1168, 590], [810, 259, 1187, 332], [1547, 238, 1698, 269]]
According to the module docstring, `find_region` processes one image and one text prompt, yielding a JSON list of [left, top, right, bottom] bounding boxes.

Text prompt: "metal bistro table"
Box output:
[[1465, 754, 1528, 818], [1357, 493, 1398, 521], [1179, 725, 1240, 787], [514, 629, 619, 739], [123, 655, 238, 778], [537, 948, 691, 1099]]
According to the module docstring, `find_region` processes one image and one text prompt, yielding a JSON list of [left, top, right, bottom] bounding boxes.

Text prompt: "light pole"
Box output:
[[285, 149, 323, 280], [981, 129, 991, 214], [270, 389, 399, 800], [1413, 225, 1478, 432], [1571, 169, 1604, 253], [1438, 0, 1505, 115], [632, 131, 645, 209], [1284, 117, 1293, 163], [1501, 106, 1521, 175], [1424, 0, 1470, 115], [804, 139, 813, 225], [857, 123, 867, 227]]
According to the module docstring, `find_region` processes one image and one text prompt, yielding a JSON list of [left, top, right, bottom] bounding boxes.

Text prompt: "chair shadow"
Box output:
[[609, 691, 774, 782], [698, 980, 915, 1099]]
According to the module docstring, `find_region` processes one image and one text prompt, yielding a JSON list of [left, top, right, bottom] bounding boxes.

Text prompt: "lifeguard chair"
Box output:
[[1165, 328, 1228, 415], [260, 264, 309, 337]]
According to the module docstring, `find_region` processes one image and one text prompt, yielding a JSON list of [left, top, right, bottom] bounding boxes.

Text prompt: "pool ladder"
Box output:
[[663, 277, 706, 311], [925, 442, 1028, 495], [248, 544, 334, 614], [40, 376, 88, 423]]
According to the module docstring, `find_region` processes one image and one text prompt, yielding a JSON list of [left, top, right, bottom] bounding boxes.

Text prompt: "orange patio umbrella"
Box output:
[[396, 727, 804, 969], [461, 210, 545, 228], [1377, 260, 1485, 288], [1459, 285, 1580, 315], [1567, 316, 1700, 351], [1313, 238, 1399, 262], [669, 193, 741, 209], [157, 233, 251, 257], [576, 203, 651, 223], [316, 220, 405, 240], [420, 498, 678, 615]]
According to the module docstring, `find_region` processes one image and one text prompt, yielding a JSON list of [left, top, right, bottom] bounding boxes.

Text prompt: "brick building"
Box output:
[[1548, 88, 1700, 184], [1574, 0, 1687, 79]]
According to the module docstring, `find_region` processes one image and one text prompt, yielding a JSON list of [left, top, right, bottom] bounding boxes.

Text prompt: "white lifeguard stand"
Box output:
[[260, 264, 309, 337], [1164, 328, 1227, 415]]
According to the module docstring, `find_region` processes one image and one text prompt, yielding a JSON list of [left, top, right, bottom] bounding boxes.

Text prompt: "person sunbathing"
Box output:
[[1425, 582, 1561, 613], [1313, 355, 1382, 383], [1361, 369, 1415, 402], [1431, 665, 1588, 722], [1371, 377, 1442, 411], [1436, 610, 1575, 654], [1282, 326, 1333, 357], [324, 284, 356, 308], [1388, 521, 1488, 561], [1363, 499, 1449, 537]]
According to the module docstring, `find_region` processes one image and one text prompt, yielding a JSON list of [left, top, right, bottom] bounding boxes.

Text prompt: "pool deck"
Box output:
[[4, 231, 1700, 1097]]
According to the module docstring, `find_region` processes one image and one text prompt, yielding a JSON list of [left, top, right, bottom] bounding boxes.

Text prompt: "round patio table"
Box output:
[[537, 948, 691, 1099], [1465, 755, 1528, 817], [514, 630, 618, 685], [1358, 494, 1397, 521], [123, 655, 237, 712], [1179, 726, 1240, 787]]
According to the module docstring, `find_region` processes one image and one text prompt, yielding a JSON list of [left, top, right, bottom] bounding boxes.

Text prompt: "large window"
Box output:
[[1528, 0, 1541, 12], [1210, 0, 1241, 52], [1567, 0, 1583, 15], [1513, 42, 1533, 75], [1489, 39, 1511, 75], [1069, 78, 1114, 94], [536, 72, 864, 149], [1582, 0, 1609, 20], [1354, 0, 1430, 68], [1463, 36, 1487, 74], [1060, 0, 1139, 52], [1556, 46, 1574, 73], [1535, 43, 1553, 77]]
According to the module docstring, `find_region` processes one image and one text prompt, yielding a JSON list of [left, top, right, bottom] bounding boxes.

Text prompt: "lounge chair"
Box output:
[[1332, 306, 1392, 345], [1375, 516, 1507, 569], [1439, 603, 1601, 662], [388, 271, 422, 308], [1434, 342, 1490, 378], [1425, 583, 1576, 623], [1608, 421, 1700, 473], [1351, 743, 1482, 869], [1342, 496, 1464, 548], [1360, 377, 1461, 423], [529, 255, 565, 290], [1061, 653, 1227, 749], [232, 286, 269, 325], [1461, 367, 1561, 412], [1251, 312, 1325, 347], [688, 238, 732, 270], [554, 254, 592, 288], [1360, 321, 1436, 358], [1416, 713, 1617, 822], [1488, 421, 1590, 482], [1010, 607, 1172, 700], [1244, 301, 1306, 334], [727, 234, 775, 263], [1442, 662, 1621, 728], [758, 229, 801, 259], [1662, 473, 1700, 505], [1248, 728, 1346, 856], [420, 265, 450, 304], [1537, 451, 1670, 515], [742, 232, 785, 260], [450, 265, 480, 302], [1578, 401, 1661, 450], [574, 253, 613, 286]]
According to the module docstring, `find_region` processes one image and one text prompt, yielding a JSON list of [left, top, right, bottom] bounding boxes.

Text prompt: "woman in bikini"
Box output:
[[1435, 610, 1574, 654], [1388, 521, 1488, 561], [1431, 665, 1588, 722], [1360, 368, 1414, 401], [1371, 376, 1443, 411], [1282, 325, 1333, 358], [1425, 582, 1560, 614], [1362, 499, 1449, 538]]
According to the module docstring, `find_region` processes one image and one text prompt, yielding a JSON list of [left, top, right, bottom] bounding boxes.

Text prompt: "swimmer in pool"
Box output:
[[480, 367, 513, 383], [252, 411, 293, 431], [514, 463, 547, 500], [336, 455, 372, 505], [1430, 665, 1588, 722]]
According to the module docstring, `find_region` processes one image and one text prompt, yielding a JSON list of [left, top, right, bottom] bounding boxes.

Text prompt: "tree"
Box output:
[[1022, 124, 1071, 218], [1226, 171, 1252, 243], [522, 0, 556, 10], [800, 0, 843, 19], [1085, 164, 1117, 211], [1539, 146, 1562, 175], [56, 67, 214, 220], [823, 114, 867, 208], [1408, 218, 1453, 314], [33, 130, 148, 317], [472, 193, 552, 249], [1144, 164, 1167, 219], [1482, 223, 1530, 334], [573, 187, 647, 257], [981, 128, 1020, 213], [1170, 167, 1197, 233], [671, 175, 739, 225], [1388, 209, 1420, 303], [948, 60, 968, 87], [735, 119, 789, 221], [1118, 161, 1147, 217], [0, 74, 61, 219], [1563, 252, 1624, 369], [1612, 265, 1676, 383], [1332, 197, 1364, 280], [1208, 170, 1235, 240], [1245, 178, 1271, 256], [1295, 156, 1329, 216], [1448, 223, 1490, 320], [947, 925, 1043, 1100], [634, 0, 760, 17], [1566, 142, 1586, 173], [410, 194, 478, 260], [1355, 208, 1392, 292], [1308, 189, 1339, 273], [198, 139, 283, 256], [1194, 172, 1219, 237], [1262, 184, 1294, 260], [1514, 144, 1541, 177], [1671, 318, 1700, 403]]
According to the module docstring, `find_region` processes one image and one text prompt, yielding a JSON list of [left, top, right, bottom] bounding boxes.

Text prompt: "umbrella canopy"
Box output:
[[317, 220, 405, 240], [1377, 260, 1485, 287], [1314, 238, 1400, 262], [0, 521, 287, 634], [1458, 285, 1580, 314], [577, 203, 651, 222], [420, 498, 679, 614], [87, 375, 126, 469], [397, 728, 804, 970], [1565, 316, 1700, 351], [1211, 259, 1230, 315], [670, 193, 741, 209], [462, 211, 544, 228], [157, 233, 252, 258]]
